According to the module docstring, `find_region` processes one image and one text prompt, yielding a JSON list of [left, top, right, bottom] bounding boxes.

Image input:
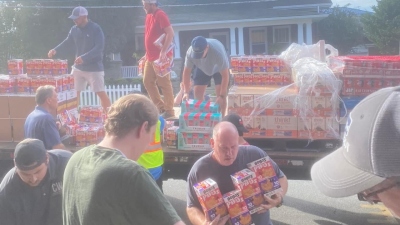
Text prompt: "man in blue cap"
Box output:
[[48, 6, 111, 112], [182, 36, 230, 116]]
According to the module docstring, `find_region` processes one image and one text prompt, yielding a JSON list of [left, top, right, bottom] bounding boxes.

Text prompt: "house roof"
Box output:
[[137, 0, 333, 24]]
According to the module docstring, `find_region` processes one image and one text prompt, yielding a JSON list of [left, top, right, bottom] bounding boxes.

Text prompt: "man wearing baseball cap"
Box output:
[[48, 6, 111, 113], [222, 113, 250, 145], [311, 86, 400, 218], [182, 36, 230, 116], [0, 138, 72, 225]]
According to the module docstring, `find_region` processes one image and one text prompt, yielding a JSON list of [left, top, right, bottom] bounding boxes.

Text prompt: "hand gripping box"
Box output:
[[193, 178, 228, 221], [179, 113, 221, 133], [181, 99, 219, 113], [223, 190, 254, 225], [231, 169, 264, 214], [247, 157, 282, 197]]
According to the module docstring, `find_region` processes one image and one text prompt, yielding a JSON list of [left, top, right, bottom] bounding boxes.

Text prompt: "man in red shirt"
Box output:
[[142, 0, 175, 119]]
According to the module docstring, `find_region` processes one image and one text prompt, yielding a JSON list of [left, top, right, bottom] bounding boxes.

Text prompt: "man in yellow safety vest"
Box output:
[[137, 115, 165, 191]]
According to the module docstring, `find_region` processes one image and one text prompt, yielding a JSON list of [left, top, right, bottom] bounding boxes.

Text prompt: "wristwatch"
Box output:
[[219, 94, 226, 98]]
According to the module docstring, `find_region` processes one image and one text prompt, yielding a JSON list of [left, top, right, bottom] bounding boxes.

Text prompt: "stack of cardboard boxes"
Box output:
[[230, 56, 290, 86], [0, 59, 78, 143], [329, 56, 400, 97], [228, 56, 341, 140], [177, 100, 221, 151]]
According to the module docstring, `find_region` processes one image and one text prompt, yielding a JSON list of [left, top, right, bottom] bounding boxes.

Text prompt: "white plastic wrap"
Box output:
[[238, 58, 344, 140], [279, 40, 338, 67]]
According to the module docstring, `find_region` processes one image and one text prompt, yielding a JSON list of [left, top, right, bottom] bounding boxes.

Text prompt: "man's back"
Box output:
[[24, 107, 60, 150], [185, 38, 229, 76], [63, 145, 181, 225], [0, 150, 72, 225]]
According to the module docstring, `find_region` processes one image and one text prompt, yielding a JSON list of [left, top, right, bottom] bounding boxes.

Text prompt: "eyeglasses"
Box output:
[[357, 181, 400, 204]]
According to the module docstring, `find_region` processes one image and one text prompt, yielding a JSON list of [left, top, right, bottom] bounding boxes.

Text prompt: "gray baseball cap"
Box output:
[[311, 86, 400, 198], [68, 6, 88, 20], [14, 139, 47, 171]]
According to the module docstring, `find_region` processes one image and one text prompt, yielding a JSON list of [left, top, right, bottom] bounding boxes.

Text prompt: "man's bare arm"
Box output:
[[52, 143, 66, 150], [279, 175, 289, 196], [219, 68, 230, 97], [187, 206, 206, 225], [182, 67, 193, 95]]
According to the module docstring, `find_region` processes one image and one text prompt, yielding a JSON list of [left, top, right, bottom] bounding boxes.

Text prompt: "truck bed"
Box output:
[[0, 137, 341, 181]]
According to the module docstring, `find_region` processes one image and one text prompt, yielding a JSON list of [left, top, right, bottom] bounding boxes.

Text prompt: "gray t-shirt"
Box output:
[[185, 38, 230, 76], [187, 145, 285, 225]]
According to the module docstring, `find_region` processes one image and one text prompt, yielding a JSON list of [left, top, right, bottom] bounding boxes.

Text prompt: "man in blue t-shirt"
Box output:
[[25, 86, 65, 150], [186, 122, 288, 225]]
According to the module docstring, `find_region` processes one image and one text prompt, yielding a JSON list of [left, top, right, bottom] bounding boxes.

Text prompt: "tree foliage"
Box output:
[[361, 0, 400, 55], [0, 0, 141, 73], [317, 6, 365, 55]]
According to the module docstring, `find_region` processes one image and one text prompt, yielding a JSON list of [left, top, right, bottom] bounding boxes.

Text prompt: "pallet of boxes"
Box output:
[[228, 54, 342, 143], [328, 55, 400, 138], [0, 59, 78, 143], [59, 106, 105, 148]]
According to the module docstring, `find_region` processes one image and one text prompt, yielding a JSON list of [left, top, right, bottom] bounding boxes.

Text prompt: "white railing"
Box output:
[[80, 84, 141, 106], [121, 66, 139, 78]]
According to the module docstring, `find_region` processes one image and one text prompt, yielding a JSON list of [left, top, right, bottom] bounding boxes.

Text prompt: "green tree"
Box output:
[[0, 0, 141, 73], [317, 6, 365, 55], [362, 0, 400, 55]]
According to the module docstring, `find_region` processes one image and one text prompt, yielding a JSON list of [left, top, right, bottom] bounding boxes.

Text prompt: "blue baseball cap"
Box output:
[[190, 36, 208, 59], [68, 6, 88, 20]]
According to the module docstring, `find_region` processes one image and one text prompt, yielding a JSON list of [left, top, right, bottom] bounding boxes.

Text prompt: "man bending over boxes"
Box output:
[[182, 36, 230, 116]]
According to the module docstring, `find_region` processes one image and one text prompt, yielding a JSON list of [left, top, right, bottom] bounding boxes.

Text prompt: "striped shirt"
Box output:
[[184, 38, 229, 76]]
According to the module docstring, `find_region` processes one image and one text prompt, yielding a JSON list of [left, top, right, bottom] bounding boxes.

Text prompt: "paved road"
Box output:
[[163, 169, 399, 225]]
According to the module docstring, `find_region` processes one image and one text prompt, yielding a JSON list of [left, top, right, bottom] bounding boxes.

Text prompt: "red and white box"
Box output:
[[223, 190, 254, 225], [231, 169, 264, 214], [266, 116, 297, 138], [247, 157, 282, 197], [193, 178, 228, 221], [297, 117, 312, 139]]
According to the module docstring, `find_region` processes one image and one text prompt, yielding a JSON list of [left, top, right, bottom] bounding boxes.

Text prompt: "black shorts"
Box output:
[[192, 67, 222, 86]]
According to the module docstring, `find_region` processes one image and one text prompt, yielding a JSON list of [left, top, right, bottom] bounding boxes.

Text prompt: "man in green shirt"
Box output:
[[63, 94, 185, 225]]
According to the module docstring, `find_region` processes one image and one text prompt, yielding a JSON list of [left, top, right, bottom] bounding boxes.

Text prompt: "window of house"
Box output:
[[135, 34, 145, 52], [249, 28, 267, 55], [273, 26, 291, 43]]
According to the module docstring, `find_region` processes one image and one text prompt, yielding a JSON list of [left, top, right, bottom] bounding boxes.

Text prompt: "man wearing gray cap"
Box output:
[[311, 86, 400, 218], [0, 138, 72, 225], [48, 6, 111, 112]]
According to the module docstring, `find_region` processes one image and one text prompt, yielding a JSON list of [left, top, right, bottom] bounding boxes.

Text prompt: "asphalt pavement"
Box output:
[[163, 169, 399, 225]]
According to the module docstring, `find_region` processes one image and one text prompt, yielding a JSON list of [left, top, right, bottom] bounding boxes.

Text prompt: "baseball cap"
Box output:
[[68, 6, 88, 20], [222, 114, 249, 133], [190, 36, 208, 59], [143, 0, 158, 3], [14, 139, 47, 171], [311, 86, 400, 198]]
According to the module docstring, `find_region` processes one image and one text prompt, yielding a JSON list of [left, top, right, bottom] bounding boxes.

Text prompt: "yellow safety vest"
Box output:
[[137, 120, 164, 169]]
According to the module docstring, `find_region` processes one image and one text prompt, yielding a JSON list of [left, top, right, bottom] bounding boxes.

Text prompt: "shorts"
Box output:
[[71, 67, 105, 92], [192, 67, 222, 86]]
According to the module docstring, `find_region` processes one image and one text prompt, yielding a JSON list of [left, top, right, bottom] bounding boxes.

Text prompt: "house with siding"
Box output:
[[134, 0, 333, 73]]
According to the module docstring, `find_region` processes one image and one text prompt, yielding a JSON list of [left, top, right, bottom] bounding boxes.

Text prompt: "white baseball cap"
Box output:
[[68, 6, 88, 20]]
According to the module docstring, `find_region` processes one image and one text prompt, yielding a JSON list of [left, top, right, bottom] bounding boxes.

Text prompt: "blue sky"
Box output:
[[331, 0, 377, 11]]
